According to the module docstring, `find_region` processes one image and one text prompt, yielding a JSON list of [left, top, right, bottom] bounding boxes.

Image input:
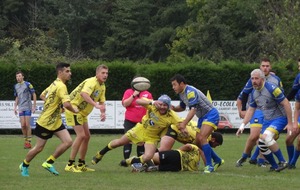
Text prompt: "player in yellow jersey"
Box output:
[[19, 62, 79, 177], [64, 64, 108, 173], [159, 120, 224, 171], [132, 143, 201, 172], [91, 94, 182, 167]]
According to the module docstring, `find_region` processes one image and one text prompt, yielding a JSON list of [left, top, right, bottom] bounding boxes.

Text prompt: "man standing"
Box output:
[[170, 74, 220, 173], [121, 77, 153, 159], [64, 64, 108, 172], [236, 58, 283, 167], [19, 62, 79, 177], [14, 71, 37, 149], [239, 69, 292, 172]]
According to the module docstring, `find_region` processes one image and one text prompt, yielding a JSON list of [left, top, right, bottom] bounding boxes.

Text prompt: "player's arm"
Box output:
[[280, 98, 293, 132], [293, 101, 300, 133], [63, 101, 78, 113], [171, 104, 185, 112], [32, 92, 37, 113], [179, 107, 196, 134], [122, 90, 140, 107], [236, 98, 246, 118], [98, 101, 106, 121], [236, 106, 255, 137], [14, 96, 18, 115]]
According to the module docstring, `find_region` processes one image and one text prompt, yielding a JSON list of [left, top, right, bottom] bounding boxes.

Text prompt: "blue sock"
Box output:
[[211, 149, 221, 163], [257, 158, 265, 165], [250, 146, 260, 161], [242, 152, 249, 159], [273, 149, 286, 163], [264, 153, 278, 169], [202, 144, 213, 167], [286, 145, 295, 164], [290, 150, 300, 165]]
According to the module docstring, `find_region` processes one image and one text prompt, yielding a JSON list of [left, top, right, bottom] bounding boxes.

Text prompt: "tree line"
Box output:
[[1, 0, 300, 65]]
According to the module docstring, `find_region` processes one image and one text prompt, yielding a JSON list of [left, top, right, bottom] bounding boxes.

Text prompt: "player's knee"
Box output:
[[258, 139, 271, 155], [263, 130, 276, 147]]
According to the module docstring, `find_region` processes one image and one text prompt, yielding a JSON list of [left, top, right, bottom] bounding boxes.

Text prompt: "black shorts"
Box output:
[[123, 119, 137, 133], [35, 123, 66, 140], [159, 150, 181, 171]]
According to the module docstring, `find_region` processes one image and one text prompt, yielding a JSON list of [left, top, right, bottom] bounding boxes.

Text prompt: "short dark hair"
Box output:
[[211, 132, 223, 145], [56, 62, 70, 73], [261, 57, 271, 63], [170, 74, 186, 84], [16, 71, 24, 76]]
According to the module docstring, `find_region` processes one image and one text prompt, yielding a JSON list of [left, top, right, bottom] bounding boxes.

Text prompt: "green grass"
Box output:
[[1, 133, 299, 190]]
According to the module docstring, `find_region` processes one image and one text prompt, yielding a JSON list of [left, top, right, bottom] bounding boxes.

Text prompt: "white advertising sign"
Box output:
[[0, 100, 295, 129]]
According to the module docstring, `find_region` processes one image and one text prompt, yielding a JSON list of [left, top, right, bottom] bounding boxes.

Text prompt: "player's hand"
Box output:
[[236, 123, 245, 137], [100, 112, 106, 121], [133, 90, 140, 97]]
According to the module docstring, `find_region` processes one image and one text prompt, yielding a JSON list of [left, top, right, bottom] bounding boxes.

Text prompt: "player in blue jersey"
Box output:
[[286, 58, 300, 101], [236, 58, 283, 167], [286, 88, 300, 169], [239, 69, 292, 172], [285, 58, 300, 166], [170, 74, 220, 174], [14, 71, 37, 149]]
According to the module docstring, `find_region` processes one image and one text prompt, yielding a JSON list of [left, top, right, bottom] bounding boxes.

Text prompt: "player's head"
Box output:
[[96, 64, 108, 84], [56, 62, 71, 82], [209, 132, 223, 148], [16, 71, 24, 83], [251, 69, 265, 90], [170, 74, 186, 94], [157, 94, 171, 114], [260, 57, 272, 76]]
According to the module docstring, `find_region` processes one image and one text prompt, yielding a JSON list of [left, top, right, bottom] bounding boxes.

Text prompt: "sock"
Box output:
[[123, 144, 132, 159], [130, 156, 145, 164], [264, 153, 278, 169], [257, 158, 265, 165], [242, 152, 249, 159], [202, 144, 213, 166], [211, 149, 221, 163], [286, 145, 295, 164], [250, 146, 260, 161], [100, 142, 113, 155], [78, 159, 85, 166], [137, 145, 145, 157], [23, 159, 30, 167], [273, 149, 285, 163], [46, 155, 56, 164], [27, 136, 32, 143], [68, 160, 75, 166], [290, 149, 300, 165]]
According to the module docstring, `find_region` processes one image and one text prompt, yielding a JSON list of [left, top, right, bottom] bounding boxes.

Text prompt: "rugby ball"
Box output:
[[131, 77, 151, 91]]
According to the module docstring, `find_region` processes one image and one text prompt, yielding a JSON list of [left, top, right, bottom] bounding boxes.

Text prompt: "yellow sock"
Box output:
[[23, 159, 30, 165], [46, 155, 56, 164]]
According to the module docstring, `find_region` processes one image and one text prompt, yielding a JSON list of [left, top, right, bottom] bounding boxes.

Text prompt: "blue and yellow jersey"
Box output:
[[238, 73, 283, 100], [37, 78, 70, 130], [291, 73, 300, 91], [249, 81, 286, 120], [14, 81, 35, 111], [179, 85, 213, 118], [178, 144, 200, 171], [69, 77, 105, 117]]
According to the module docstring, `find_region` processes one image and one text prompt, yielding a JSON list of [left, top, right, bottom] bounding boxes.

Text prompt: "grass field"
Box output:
[[1, 133, 299, 190]]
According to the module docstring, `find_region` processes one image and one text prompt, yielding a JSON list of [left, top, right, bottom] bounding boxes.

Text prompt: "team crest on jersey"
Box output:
[[149, 120, 155, 126], [93, 90, 100, 97], [254, 118, 259, 123]]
